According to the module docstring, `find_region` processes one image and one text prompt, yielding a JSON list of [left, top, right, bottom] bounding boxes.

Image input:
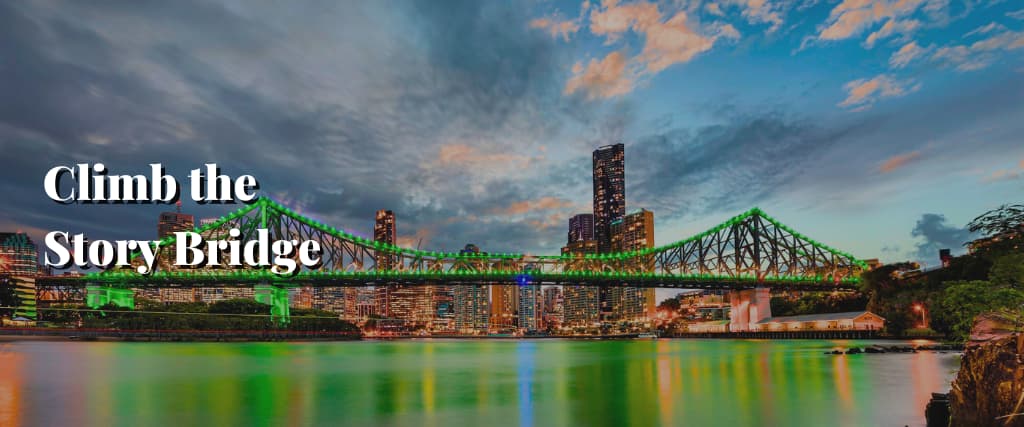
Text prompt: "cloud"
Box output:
[[983, 159, 1024, 182], [890, 41, 929, 68], [720, 0, 785, 33], [562, 0, 729, 99], [838, 74, 919, 110], [817, 0, 928, 42], [879, 150, 923, 173], [910, 213, 974, 263], [489, 197, 577, 216], [0, 0, 600, 256], [529, 15, 581, 41], [964, 22, 1007, 38], [637, 11, 717, 73], [1008, 9, 1024, 20], [932, 29, 1024, 71], [564, 51, 636, 99], [627, 111, 858, 218], [705, 2, 724, 16], [864, 19, 920, 48]]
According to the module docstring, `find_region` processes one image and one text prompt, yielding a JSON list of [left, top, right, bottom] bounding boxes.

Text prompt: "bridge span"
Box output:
[[28, 197, 866, 328]]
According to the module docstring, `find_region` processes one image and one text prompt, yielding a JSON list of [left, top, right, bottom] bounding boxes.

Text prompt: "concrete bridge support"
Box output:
[[728, 287, 771, 332], [254, 284, 290, 326]]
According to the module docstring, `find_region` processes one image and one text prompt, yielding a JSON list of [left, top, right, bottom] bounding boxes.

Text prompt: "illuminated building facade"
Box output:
[[542, 286, 563, 329], [611, 209, 656, 322], [491, 284, 518, 330], [157, 210, 194, 238], [0, 232, 39, 276], [518, 284, 541, 332], [592, 144, 625, 323], [454, 244, 489, 333], [568, 213, 594, 243]]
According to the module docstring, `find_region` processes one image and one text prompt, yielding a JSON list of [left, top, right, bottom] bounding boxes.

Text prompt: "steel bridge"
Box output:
[[28, 197, 866, 326]]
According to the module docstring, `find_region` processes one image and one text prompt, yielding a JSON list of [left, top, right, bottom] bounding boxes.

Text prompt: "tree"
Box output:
[[938, 280, 1024, 340], [657, 297, 681, 312], [967, 203, 1024, 255]]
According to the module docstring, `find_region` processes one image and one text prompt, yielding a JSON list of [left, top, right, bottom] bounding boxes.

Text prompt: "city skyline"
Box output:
[[1, 0, 1022, 278]]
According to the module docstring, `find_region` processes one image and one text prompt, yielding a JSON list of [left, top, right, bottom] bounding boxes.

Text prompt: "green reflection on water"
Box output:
[[9, 339, 959, 427]]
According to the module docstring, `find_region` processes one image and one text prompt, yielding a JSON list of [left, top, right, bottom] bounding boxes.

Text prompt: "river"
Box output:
[[0, 339, 959, 427]]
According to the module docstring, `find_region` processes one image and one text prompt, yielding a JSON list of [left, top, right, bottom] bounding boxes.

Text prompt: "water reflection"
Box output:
[[5, 339, 959, 426]]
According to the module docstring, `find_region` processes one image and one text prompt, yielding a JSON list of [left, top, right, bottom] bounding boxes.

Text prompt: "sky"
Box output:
[[1, 0, 1023, 294]]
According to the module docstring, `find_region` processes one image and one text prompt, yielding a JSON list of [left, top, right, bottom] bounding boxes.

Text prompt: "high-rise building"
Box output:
[[611, 209, 656, 322], [592, 144, 625, 254], [491, 284, 518, 330], [560, 240, 599, 329], [568, 213, 595, 243], [592, 144, 625, 324], [454, 244, 489, 333], [563, 286, 599, 328], [543, 286, 563, 329], [372, 209, 429, 325], [518, 284, 541, 332], [374, 210, 397, 271], [157, 203, 194, 238], [432, 285, 455, 331], [0, 232, 39, 276]]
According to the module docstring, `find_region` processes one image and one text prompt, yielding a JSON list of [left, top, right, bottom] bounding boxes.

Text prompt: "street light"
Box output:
[[912, 303, 926, 329]]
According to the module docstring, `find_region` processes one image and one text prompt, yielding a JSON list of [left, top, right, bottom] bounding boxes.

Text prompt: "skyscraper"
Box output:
[[374, 209, 397, 271], [518, 283, 541, 332], [372, 209, 429, 326], [592, 144, 625, 254], [542, 286, 563, 329], [593, 144, 625, 325], [454, 244, 490, 333], [561, 240, 599, 329], [611, 209, 657, 322], [568, 213, 595, 243]]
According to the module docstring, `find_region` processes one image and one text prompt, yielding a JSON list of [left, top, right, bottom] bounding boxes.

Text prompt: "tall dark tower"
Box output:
[[592, 143, 625, 254]]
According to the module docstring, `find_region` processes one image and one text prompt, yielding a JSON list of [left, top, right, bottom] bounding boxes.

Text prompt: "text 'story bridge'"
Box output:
[[30, 197, 866, 328]]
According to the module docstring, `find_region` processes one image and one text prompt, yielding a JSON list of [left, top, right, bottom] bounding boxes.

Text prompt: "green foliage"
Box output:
[[937, 280, 1024, 340], [987, 253, 1024, 288], [770, 292, 868, 317]]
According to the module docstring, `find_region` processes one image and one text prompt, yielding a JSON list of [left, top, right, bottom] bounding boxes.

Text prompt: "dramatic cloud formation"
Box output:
[[558, 0, 735, 99], [0, 0, 1022, 268], [864, 19, 920, 48]]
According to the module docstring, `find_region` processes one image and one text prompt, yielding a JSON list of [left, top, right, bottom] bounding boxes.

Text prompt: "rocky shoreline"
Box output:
[[823, 343, 964, 355]]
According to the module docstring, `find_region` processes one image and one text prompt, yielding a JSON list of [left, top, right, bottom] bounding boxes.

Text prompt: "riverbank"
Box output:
[[0, 327, 361, 342]]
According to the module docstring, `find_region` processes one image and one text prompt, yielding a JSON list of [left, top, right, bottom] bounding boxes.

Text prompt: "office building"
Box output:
[[454, 244, 490, 333], [568, 213, 595, 243], [157, 203, 194, 238], [592, 144, 625, 253], [542, 286, 563, 329], [491, 284, 518, 330], [518, 284, 541, 332], [611, 209, 656, 322]]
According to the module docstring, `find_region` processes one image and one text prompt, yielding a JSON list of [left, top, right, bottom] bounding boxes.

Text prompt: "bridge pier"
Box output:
[[254, 284, 290, 326], [728, 287, 771, 332], [85, 284, 135, 309]]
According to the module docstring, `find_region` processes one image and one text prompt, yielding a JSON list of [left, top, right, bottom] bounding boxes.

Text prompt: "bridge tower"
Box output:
[[727, 287, 771, 332]]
